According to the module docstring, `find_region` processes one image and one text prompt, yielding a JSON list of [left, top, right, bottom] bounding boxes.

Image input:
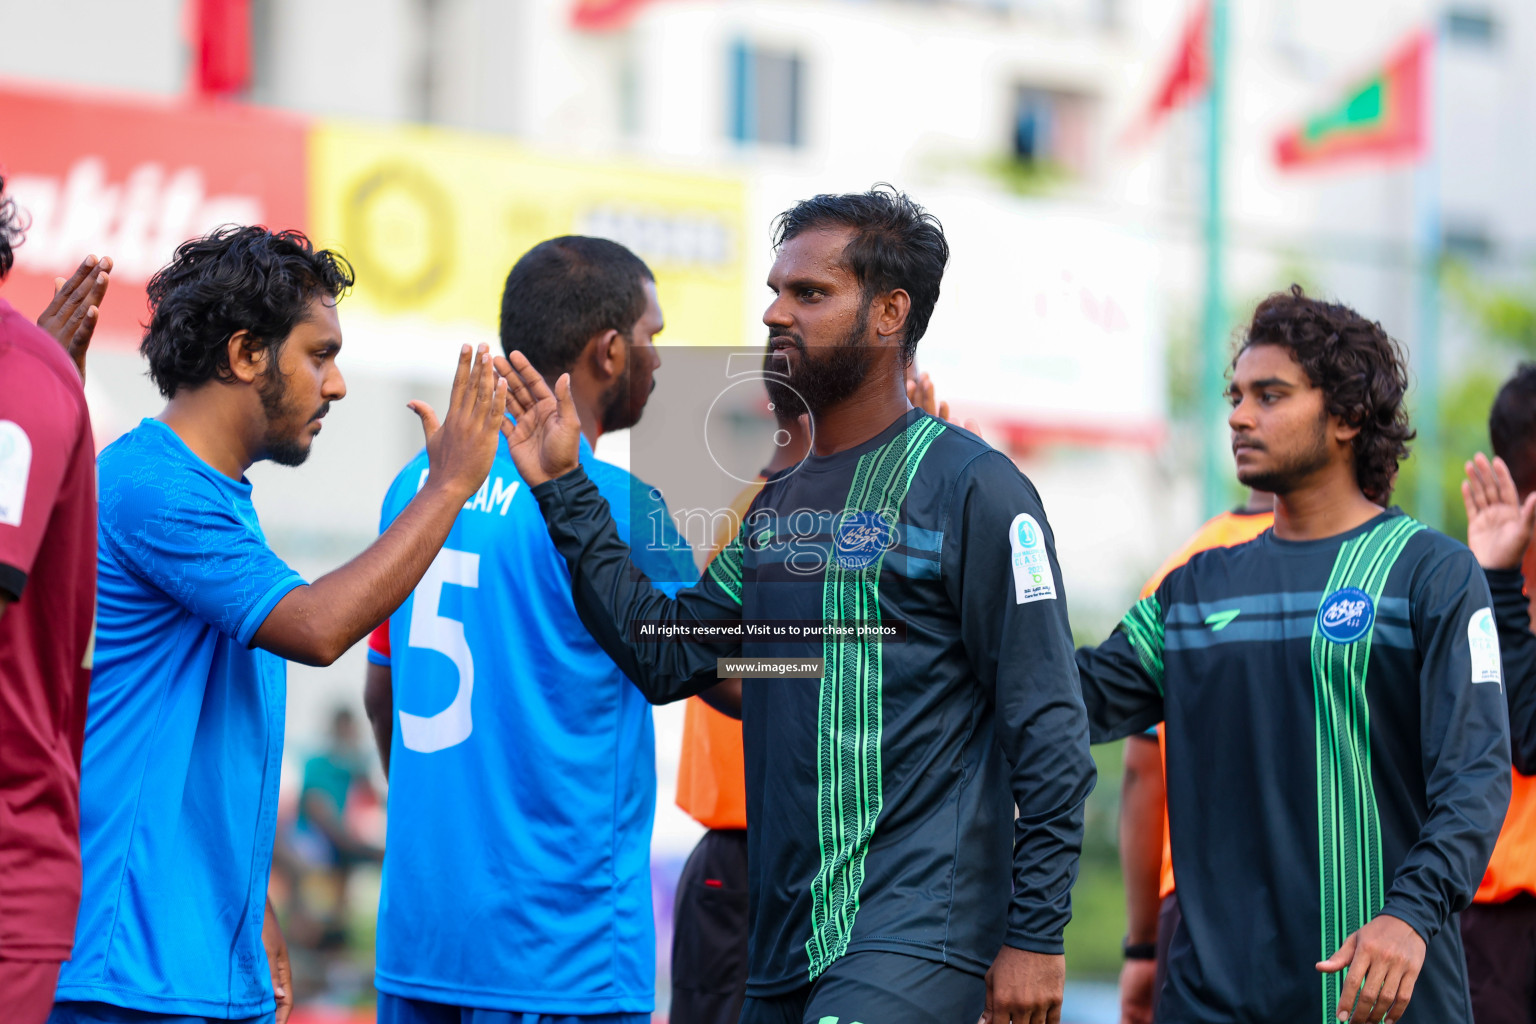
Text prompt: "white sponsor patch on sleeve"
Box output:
[[1009, 512, 1057, 604], [0, 420, 32, 528], [1468, 607, 1502, 688]]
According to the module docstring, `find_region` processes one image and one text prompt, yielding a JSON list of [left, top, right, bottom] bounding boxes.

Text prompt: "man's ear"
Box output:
[[590, 328, 627, 381], [873, 288, 912, 345], [226, 330, 270, 385], [1333, 415, 1362, 445]]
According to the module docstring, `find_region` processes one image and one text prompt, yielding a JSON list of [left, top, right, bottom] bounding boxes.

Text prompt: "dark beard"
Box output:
[[1236, 412, 1331, 495], [599, 375, 633, 433], [256, 365, 317, 467], [762, 306, 873, 417]]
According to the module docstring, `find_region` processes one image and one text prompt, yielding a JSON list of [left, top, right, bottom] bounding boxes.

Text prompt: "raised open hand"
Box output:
[[408, 344, 509, 500], [1462, 452, 1536, 570], [38, 254, 112, 382], [494, 350, 581, 488]]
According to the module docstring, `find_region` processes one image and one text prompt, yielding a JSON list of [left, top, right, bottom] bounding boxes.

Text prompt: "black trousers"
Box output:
[[670, 829, 750, 1024], [1461, 893, 1536, 1024]]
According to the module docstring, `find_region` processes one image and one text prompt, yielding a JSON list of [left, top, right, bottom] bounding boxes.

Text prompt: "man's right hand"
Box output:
[[409, 344, 508, 500], [1463, 452, 1536, 570], [1118, 959, 1156, 1024], [37, 254, 112, 382], [496, 350, 582, 487]]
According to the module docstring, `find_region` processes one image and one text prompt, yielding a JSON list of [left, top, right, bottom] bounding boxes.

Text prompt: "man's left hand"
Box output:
[[982, 945, 1064, 1024], [262, 898, 293, 1024], [36, 255, 111, 382], [1316, 913, 1426, 1024]]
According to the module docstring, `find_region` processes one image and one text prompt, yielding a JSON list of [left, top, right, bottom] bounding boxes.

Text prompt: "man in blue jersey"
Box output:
[[50, 226, 509, 1024], [361, 236, 698, 1024]]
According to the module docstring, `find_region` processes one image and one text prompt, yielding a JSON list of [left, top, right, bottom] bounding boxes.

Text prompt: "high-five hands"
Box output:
[[1316, 913, 1426, 1024], [1462, 452, 1536, 571], [409, 344, 509, 499], [38, 254, 112, 382], [495, 350, 582, 488]]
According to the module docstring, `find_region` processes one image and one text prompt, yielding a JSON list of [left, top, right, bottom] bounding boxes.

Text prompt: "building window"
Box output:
[[1445, 8, 1498, 47], [1011, 86, 1091, 177], [728, 40, 804, 147]]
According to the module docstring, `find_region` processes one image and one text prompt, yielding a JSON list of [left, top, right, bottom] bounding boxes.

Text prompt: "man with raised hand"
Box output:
[[361, 236, 697, 1024], [499, 187, 1095, 1024], [0, 178, 111, 1024], [1456, 367, 1536, 1024], [49, 226, 507, 1024], [1077, 286, 1511, 1024]]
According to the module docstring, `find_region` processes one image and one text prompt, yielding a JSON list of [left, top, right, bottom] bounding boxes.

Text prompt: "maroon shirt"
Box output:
[[0, 297, 96, 961]]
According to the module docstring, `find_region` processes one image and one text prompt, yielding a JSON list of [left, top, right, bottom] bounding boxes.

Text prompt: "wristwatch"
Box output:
[[1122, 939, 1157, 961]]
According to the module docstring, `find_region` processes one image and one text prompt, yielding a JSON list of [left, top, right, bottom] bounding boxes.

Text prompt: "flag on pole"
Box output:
[[1274, 31, 1430, 170], [1123, 2, 1210, 146], [190, 0, 253, 96]]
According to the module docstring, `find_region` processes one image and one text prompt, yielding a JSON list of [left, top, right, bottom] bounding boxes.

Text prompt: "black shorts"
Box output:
[[1460, 893, 1536, 1024], [739, 950, 985, 1024], [671, 829, 750, 1024]]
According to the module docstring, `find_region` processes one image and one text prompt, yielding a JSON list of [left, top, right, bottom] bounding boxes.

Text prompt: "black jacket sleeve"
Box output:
[[1381, 549, 1512, 943], [1486, 567, 1536, 775], [1075, 588, 1169, 744], [531, 466, 744, 703], [941, 451, 1096, 955]]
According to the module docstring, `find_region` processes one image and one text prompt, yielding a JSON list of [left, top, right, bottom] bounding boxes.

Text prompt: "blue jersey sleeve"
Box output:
[[100, 462, 305, 646], [628, 479, 698, 596]]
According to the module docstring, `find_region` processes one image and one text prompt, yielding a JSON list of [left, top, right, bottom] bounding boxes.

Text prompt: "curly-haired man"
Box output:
[[49, 226, 508, 1024], [1078, 286, 1512, 1024]]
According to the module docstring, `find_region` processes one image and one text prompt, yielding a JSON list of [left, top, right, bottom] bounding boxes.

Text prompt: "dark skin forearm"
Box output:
[[254, 482, 470, 666], [364, 662, 394, 779], [1120, 735, 1165, 944]]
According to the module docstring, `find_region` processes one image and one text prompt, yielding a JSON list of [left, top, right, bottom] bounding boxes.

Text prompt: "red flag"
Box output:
[[1274, 32, 1429, 171], [192, 0, 252, 97], [571, 0, 652, 31], [1123, 2, 1210, 146]]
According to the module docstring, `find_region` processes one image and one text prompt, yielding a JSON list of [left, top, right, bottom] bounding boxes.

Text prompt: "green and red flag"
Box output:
[[1275, 31, 1429, 170]]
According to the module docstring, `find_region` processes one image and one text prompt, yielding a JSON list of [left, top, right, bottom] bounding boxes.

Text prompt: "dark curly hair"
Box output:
[[0, 175, 26, 281], [143, 226, 354, 398], [1236, 285, 1414, 504], [773, 184, 949, 363]]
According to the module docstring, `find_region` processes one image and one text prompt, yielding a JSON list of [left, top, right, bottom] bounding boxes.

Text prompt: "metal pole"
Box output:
[[1200, 0, 1230, 518], [1413, 26, 1441, 528]]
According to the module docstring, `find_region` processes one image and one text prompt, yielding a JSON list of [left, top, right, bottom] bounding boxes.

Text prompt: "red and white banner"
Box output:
[[0, 84, 308, 346]]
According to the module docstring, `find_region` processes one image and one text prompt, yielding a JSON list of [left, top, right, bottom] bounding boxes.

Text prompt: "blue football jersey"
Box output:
[[58, 419, 305, 1017], [372, 434, 696, 1014]]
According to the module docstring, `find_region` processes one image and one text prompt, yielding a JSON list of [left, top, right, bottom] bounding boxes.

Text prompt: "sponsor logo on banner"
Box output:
[[1468, 607, 1502, 687], [1009, 512, 1057, 604], [1317, 587, 1375, 644], [0, 86, 308, 344]]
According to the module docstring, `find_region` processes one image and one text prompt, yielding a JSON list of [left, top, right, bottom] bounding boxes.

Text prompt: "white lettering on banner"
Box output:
[[9, 158, 262, 280], [1008, 512, 1057, 604], [1468, 607, 1502, 688], [399, 548, 480, 753], [0, 421, 33, 528]]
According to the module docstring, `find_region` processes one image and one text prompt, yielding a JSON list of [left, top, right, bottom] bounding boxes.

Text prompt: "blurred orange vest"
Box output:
[[1473, 542, 1536, 903], [1139, 507, 1276, 900], [674, 478, 763, 831]]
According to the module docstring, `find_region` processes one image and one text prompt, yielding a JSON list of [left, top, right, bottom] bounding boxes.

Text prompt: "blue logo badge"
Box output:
[[1317, 587, 1375, 644], [1016, 518, 1038, 548], [834, 512, 893, 570]]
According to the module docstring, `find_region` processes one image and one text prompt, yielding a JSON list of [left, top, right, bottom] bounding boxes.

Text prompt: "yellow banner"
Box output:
[[309, 121, 748, 348]]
